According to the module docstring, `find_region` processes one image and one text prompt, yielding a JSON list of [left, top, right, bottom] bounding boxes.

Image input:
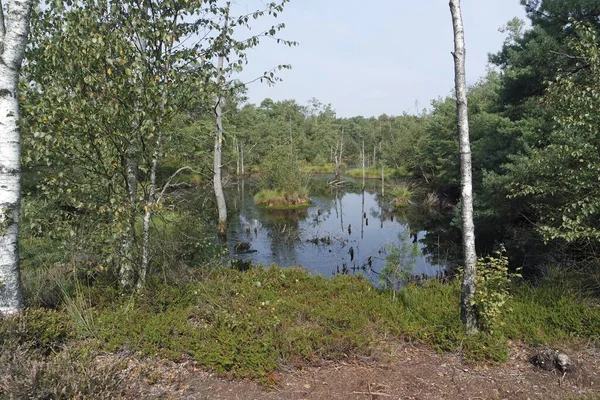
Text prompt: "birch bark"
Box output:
[[0, 0, 34, 316], [450, 0, 478, 334], [213, 8, 229, 237], [214, 54, 227, 236]]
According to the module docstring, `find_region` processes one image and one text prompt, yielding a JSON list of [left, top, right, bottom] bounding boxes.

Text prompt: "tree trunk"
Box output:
[[334, 127, 343, 181], [119, 142, 137, 289], [0, 0, 34, 316], [240, 143, 245, 176], [214, 86, 227, 236], [381, 164, 384, 197], [138, 133, 161, 290], [450, 0, 478, 334], [234, 137, 240, 176], [138, 18, 173, 289], [361, 140, 366, 190], [213, 25, 228, 236]]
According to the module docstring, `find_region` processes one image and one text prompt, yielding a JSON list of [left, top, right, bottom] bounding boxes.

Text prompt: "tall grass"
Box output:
[[254, 187, 310, 209], [389, 182, 415, 207]]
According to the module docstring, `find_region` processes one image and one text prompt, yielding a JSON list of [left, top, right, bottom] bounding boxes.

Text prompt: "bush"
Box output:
[[380, 232, 420, 295], [261, 145, 306, 195], [473, 246, 521, 333], [0, 342, 125, 400]]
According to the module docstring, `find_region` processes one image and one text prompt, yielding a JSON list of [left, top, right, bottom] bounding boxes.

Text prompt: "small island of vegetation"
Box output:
[[253, 145, 311, 209]]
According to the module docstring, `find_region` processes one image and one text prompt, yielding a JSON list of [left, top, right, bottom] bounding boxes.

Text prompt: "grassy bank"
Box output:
[[2, 265, 599, 395], [345, 166, 408, 179], [254, 189, 311, 209]]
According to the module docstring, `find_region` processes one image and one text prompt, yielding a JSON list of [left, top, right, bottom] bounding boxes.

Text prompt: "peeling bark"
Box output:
[[450, 0, 478, 334], [0, 0, 34, 316]]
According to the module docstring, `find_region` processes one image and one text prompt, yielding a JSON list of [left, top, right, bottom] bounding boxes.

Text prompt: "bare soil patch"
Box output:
[[121, 342, 600, 399]]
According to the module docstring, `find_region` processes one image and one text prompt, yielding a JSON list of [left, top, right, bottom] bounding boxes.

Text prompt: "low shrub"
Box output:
[[0, 341, 125, 400], [10, 265, 600, 386]]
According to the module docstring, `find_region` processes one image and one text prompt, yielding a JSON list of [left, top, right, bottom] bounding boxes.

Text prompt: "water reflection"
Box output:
[[226, 177, 444, 283]]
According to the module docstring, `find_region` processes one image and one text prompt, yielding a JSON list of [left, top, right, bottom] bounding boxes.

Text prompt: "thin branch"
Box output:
[[549, 50, 584, 60], [157, 166, 203, 203], [0, 0, 6, 39]]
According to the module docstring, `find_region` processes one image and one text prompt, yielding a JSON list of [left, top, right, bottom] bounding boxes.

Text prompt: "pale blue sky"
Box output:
[[235, 0, 527, 117]]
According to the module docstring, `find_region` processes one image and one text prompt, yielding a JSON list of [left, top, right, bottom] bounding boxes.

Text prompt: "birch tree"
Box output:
[[22, 0, 293, 289], [213, 5, 229, 238], [450, 0, 478, 334], [0, 0, 34, 316]]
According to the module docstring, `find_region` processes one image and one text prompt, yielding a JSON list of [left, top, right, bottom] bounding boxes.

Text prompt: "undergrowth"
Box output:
[[2, 265, 600, 389], [346, 167, 390, 179], [300, 162, 339, 174]]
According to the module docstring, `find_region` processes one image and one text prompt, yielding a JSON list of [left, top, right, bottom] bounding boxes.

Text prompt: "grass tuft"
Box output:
[[389, 182, 415, 208], [254, 188, 311, 209]]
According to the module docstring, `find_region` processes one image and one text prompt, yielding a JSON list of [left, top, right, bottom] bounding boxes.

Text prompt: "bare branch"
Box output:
[[157, 166, 202, 203]]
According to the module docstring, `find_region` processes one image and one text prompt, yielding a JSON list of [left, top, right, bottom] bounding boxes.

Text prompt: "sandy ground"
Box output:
[[117, 342, 600, 400]]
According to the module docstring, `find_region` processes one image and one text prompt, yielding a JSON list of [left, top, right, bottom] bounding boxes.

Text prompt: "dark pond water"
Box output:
[[225, 176, 444, 284]]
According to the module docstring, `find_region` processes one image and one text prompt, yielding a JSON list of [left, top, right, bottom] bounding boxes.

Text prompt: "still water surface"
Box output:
[[226, 177, 443, 283]]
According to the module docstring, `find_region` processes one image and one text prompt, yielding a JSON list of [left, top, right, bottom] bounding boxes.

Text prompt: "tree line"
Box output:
[[0, 0, 599, 336]]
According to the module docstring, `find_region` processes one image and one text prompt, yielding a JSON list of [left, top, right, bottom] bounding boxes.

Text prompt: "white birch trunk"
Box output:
[[138, 136, 159, 289], [450, 0, 478, 334], [214, 58, 227, 236], [0, 0, 34, 316], [213, 9, 229, 237], [138, 20, 173, 289], [119, 142, 137, 288]]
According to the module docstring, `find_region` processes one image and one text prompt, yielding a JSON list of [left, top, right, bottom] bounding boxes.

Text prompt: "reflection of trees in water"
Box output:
[[257, 208, 307, 265], [398, 199, 462, 271], [257, 207, 308, 226], [224, 176, 458, 276], [369, 191, 396, 228]]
